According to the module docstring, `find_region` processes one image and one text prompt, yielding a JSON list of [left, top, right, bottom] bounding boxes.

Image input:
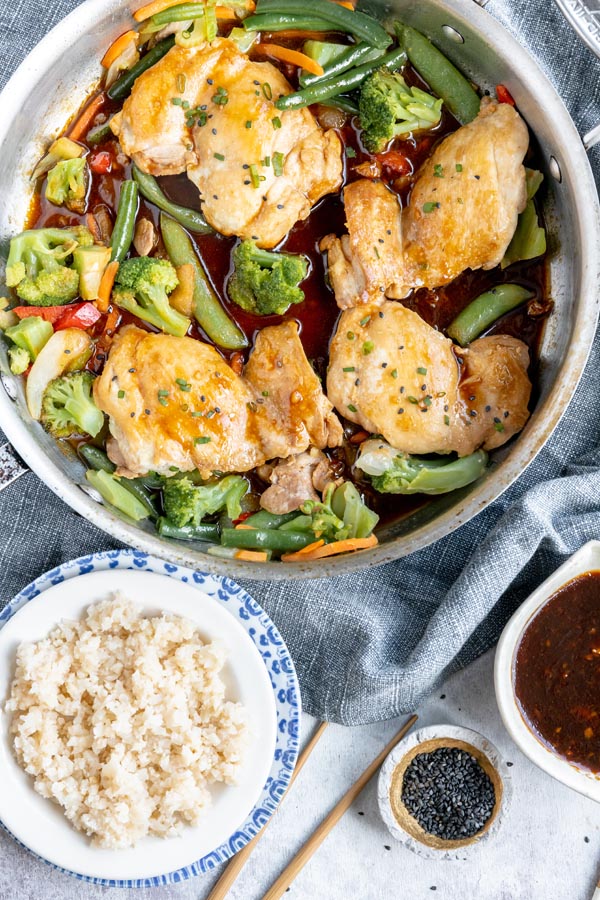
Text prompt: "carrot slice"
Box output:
[[101, 30, 139, 68], [254, 43, 324, 76], [333, 0, 355, 8], [235, 550, 269, 562], [133, 0, 254, 21], [215, 6, 241, 19], [68, 94, 106, 143], [349, 430, 370, 445], [96, 261, 119, 314], [282, 534, 378, 561], [281, 539, 325, 561], [235, 523, 256, 530]]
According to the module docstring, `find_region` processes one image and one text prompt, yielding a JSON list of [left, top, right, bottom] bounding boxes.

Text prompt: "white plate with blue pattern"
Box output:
[[0, 550, 300, 888]]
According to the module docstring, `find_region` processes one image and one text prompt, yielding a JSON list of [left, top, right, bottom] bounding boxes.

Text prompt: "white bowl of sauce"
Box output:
[[495, 540, 600, 802]]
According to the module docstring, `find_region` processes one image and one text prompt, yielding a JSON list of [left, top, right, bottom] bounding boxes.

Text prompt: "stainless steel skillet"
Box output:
[[0, 0, 599, 580]]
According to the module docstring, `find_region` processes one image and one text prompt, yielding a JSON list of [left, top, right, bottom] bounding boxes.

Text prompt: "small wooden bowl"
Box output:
[[377, 725, 512, 860]]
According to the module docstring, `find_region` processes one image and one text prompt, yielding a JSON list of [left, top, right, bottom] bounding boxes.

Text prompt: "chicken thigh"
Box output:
[[111, 39, 343, 248], [327, 301, 531, 456], [94, 322, 342, 478], [322, 101, 529, 307]]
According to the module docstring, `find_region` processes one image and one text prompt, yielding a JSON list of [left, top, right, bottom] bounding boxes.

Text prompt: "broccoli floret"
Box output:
[[5, 316, 53, 359], [5, 226, 94, 306], [112, 256, 191, 337], [45, 158, 88, 213], [163, 474, 249, 528], [228, 241, 309, 316], [41, 372, 105, 438], [355, 439, 488, 495], [301, 481, 379, 541], [358, 68, 443, 153], [8, 346, 31, 375]]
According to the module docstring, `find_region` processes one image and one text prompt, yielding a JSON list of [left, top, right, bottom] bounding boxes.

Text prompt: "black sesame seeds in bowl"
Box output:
[[377, 726, 512, 860]]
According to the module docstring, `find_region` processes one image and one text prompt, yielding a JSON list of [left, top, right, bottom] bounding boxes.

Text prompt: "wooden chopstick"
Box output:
[[262, 714, 418, 900], [206, 721, 329, 900]]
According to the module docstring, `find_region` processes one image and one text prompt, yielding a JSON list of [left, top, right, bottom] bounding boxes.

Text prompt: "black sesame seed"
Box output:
[[469, 395, 475, 402], [384, 845, 391, 851], [382, 362, 388, 369], [485, 405, 491, 412], [378, 238, 385, 244], [401, 747, 496, 842], [379, 311, 384, 318], [211, 127, 217, 135], [386, 229, 392, 235], [277, 203, 284, 209], [207, 78, 214, 85], [145, 409, 151, 415], [504, 411, 510, 418], [585, 836, 590, 843]]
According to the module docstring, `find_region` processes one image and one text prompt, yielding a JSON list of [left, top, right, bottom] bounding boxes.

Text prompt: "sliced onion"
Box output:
[[26, 328, 94, 420], [354, 438, 402, 476]]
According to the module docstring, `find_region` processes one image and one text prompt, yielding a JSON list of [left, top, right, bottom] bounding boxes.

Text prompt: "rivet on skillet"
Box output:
[[442, 25, 464, 43], [0, 373, 17, 401], [549, 156, 562, 183]]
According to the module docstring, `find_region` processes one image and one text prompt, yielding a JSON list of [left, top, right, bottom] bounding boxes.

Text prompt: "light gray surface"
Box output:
[[1, 650, 598, 900]]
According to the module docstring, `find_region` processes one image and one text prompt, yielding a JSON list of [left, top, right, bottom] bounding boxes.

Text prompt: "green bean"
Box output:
[[254, 0, 392, 48], [221, 527, 315, 553], [134, 471, 164, 490], [86, 120, 114, 145], [157, 518, 220, 542], [275, 46, 406, 111], [160, 213, 248, 350], [244, 13, 352, 34], [300, 42, 386, 87], [132, 165, 213, 235], [241, 509, 300, 529], [151, 2, 205, 26], [79, 444, 115, 474], [321, 95, 360, 115], [447, 284, 534, 346], [110, 180, 139, 262], [107, 36, 176, 101], [396, 24, 480, 125]]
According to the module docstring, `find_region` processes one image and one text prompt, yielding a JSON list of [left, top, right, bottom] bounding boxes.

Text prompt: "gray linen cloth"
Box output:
[[1, 0, 599, 726]]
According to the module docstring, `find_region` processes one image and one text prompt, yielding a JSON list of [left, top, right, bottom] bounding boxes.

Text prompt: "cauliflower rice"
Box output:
[[5, 594, 249, 849]]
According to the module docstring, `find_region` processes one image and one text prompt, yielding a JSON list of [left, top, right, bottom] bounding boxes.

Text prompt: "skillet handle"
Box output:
[[0, 442, 29, 492]]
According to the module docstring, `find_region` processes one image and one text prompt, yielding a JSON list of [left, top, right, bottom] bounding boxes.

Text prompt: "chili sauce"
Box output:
[[514, 571, 600, 774]]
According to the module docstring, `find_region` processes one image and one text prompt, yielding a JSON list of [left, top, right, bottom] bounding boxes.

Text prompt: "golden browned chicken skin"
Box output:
[[94, 322, 342, 478], [111, 39, 343, 248], [327, 302, 531, 456], [322, 101, 529, 307]]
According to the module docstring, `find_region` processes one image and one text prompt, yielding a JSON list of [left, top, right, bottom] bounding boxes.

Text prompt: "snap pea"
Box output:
[[79, 444, 159, 517], [110, 180, 139, 262], [132, 165, 213, 235], [157, 518, 220, 542], [396, 24, 480, 125], [244, 13, 352, 34], [278, 514, 313, 532], [221, 527, 315, 553], [241, 509, 300, 529], [276, 46, 407, 110], [107, 36, 176, 101], [300, 41, 386, 87], [160, 213, 248, 350], [447, 284, 534, 346], [86, 469, 150, 521], [254, 0, 392, 48]]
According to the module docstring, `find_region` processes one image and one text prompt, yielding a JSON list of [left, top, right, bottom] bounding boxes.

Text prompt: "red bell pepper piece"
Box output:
[[496, 84, 516, 106], [55, 302, 102, 330], [89, 150, 113, 174], [13, 302, 101, 330]]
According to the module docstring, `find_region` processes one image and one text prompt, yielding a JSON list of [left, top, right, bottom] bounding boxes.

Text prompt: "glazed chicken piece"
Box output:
[[111, 39, 342, 248], [259, 448, 340, 514], [94, 322, 342, 478], [327, 302, 531, 456], [322, 102, 529, 307]]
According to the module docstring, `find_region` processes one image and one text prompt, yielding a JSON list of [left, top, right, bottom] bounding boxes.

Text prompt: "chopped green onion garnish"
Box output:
[[272, 152, 284, 177]]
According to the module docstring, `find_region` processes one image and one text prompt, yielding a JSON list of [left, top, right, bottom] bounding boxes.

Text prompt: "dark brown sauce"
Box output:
[[514, 571, 600, 774], [28, 55, 550, 522]]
